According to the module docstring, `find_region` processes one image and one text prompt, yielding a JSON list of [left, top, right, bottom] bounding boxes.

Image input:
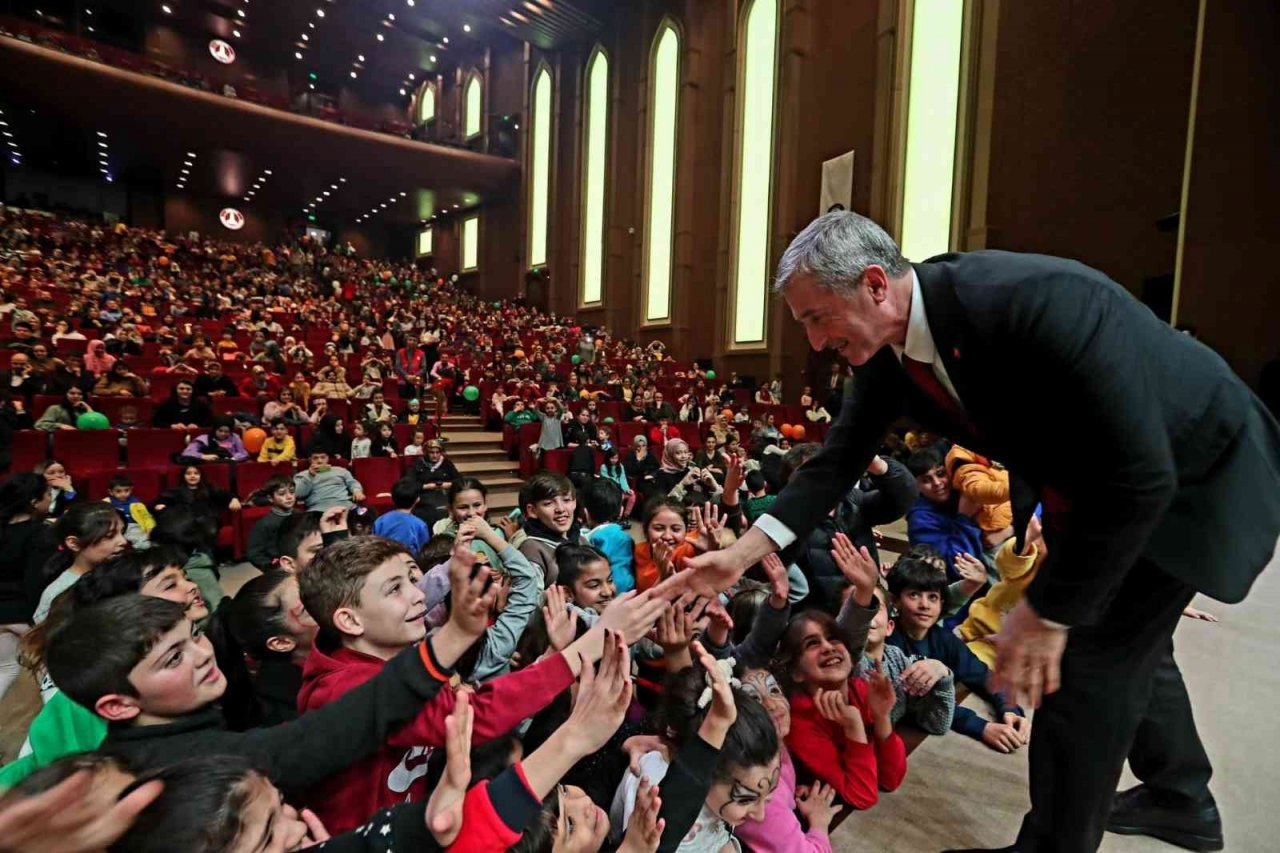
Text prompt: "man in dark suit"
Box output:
[[679, 212, 1280, 853]]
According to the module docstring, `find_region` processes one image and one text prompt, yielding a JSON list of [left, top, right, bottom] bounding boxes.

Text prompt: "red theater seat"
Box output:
[[52, 429, 121, 474], [126, 429, 190, 469]]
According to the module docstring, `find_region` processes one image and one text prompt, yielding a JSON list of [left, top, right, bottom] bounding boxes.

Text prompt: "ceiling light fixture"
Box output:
[[232, 29, 241, 37], [463, 24, 471, 32], [350, 71, 357, 78], [316, 8, 324, 18], [161, 4, 172, 14], [376, 33, 384, 41]]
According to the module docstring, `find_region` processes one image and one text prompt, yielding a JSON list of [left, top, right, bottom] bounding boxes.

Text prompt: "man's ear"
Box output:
[[333, 606, 364, 638], [265, 635, 297, 655], [863, 264, 891, 302], [276, 556, 298, 575], [95, 693, 143, 723]]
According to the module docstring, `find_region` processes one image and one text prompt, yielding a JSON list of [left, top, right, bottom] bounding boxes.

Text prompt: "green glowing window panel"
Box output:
[[581, 49, 609, 305], [644, 23, 680, 323], [465, 74, 483, 139], [731, 0, 779, 345], [462, 216, 479, 271], [899, 0, 963, 262], [529, 67, 552, 269], [417, 85, 435, 124]]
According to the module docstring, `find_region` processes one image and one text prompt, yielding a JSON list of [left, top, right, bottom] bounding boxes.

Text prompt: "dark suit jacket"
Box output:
[[770, 250, 1280, 626]]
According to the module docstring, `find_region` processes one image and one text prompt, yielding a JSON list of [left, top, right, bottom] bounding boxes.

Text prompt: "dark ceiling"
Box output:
[[0, 35, 519, 226]]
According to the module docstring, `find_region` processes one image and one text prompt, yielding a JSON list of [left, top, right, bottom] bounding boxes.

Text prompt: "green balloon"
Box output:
[[571, 354, 581, 365], [705, 369, 716, 379], [603, 417, 615, 424], [76, 411, 110, 430], [462, 385, 480, 402]]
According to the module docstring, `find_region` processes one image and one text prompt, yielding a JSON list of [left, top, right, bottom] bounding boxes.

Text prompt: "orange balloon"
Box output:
[[780, 424, 793, 439], [721, 408, 734, 420], [513, 349, 526, 359], [158, 256, 171, 267], [791, 424, 806, 440], [242, 427, 268, 453]]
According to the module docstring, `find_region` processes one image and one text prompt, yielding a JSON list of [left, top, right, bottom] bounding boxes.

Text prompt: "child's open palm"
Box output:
[[867, 666, 897, 721], [426, 690, 473, 846], [619, 777, 666, 853], [831, 533, 878, 598], [691, 502, 725, 552], [795, 782, 837, 834], [693, 640, 737, 746], [542, 585, 579, 652], [760, 553, 790, 605]]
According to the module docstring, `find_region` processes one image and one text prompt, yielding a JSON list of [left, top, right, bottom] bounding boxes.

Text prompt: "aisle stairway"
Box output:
[[437, 413, 523, 516]]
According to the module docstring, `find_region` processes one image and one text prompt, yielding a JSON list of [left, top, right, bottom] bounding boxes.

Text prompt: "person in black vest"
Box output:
[[677, 211, 1280, 853]]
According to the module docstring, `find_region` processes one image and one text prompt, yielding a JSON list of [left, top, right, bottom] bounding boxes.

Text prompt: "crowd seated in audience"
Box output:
[[0, 202, 1100, 849]]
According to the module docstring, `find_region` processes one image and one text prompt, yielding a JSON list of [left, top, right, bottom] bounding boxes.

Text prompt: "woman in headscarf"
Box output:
[[312, 414, 351, 459], [83, 339, 116, 376], [651, 438, 722, 507]]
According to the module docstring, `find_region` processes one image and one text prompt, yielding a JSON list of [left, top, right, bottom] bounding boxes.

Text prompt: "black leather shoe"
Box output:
[[1107, 785, 1224, 851]]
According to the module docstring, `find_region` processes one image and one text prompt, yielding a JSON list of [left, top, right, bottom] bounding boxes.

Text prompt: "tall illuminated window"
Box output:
[[730, 0, 779, 346], [643, 22, 680, 324], [417, 84, 435, 125], [464, 73, 483, 139], [528, 66, 552, 269], [580, 48, 609, 305], [417, 227, 433, 257], [899, 0, 964, 261], [462, 216, 479, 271]]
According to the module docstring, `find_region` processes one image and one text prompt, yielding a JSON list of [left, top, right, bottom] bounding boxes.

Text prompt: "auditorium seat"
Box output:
[[351, 457, 401, 510], [52, 429, 121, 474], [125, 429, 190, 469], [91, 396, 154, 425], [86, 468, 162, 504], [8, 430, 50, 473], [236, 460, 296, 501]]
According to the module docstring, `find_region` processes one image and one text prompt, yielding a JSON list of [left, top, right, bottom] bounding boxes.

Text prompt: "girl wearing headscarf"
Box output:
[[83, 340, 116, 376], [651, 438, 722, 506]]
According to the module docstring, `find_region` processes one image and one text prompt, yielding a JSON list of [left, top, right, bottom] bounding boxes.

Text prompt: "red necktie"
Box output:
[[901, 354, 977, 435]]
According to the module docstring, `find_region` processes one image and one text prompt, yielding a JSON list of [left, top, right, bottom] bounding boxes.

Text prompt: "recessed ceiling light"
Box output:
[[97, 141, 107, 147], [97, 131, 108, 137], [316, 8, 324, 17], [295, 51, 303, 59], [350, 71, 357, 78], [442, 36, 449, 44], [309, 21, 315, 28], [399, 191, 406, 197], [301, 34, 309, 41], [323, 191, 330, 196], [264, 169, 272, 175], [187, 151, 196, 156], [340, 177, 347, 182], [388, 13, 396, 21], [399, 88, 406, 95], [463, 24, 471, 32], [161, 5, 172, 14], [309, 83, 315, 90], [237, 8, 245, 17], [376, 33, 384, 42], [233, 29, 240, 37], [429, 55, 436, 62], [358, 54, 365, 62], [330, 183, 337, 189], [407, 73, 414, 80]]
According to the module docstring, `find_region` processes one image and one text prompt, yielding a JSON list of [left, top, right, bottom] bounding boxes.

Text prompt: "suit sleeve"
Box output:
[[761, 353, 904, 547], [854, 458, 919, 526], [997, 276, 1178, 626]]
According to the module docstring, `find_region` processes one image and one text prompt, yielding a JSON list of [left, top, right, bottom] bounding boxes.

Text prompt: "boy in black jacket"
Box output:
[[43, 555, 497, 796]]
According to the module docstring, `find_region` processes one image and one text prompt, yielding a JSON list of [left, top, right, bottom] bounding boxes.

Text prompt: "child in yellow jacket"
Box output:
[[104, 474, 157, 549], [955, 515, 1045, 666]]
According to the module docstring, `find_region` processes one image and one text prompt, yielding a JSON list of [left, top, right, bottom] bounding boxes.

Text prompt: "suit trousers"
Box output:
[[1015, 556, 1212, 853]]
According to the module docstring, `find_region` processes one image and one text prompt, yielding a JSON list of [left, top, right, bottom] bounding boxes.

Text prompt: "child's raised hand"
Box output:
[[691, 502, 725, 553], [692, 640, 737, 747], [426, 690, 473, 846], [703, 600, 733, 647], [565, 629, 633, 754], [722, 452, 744, 494], [795, 782, 837, 834], [496, 515, 520, 539], [653, 540, 676, 580], [319, 506, 348, 534], [831, 533, 878, 603], [867, 665, 897, 721], [654, 603, 694, 654], [619, 777, 665, 853], [953, 552, 987, 589], [542, 585, 579, 652], [760, 553, 790, 606], [814, 687, 866, 743], [445, 548, 495, 641], [622, 735, 671, 775]]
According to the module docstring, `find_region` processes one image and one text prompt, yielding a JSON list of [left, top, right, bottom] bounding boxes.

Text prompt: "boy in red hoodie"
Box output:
[[297, 535, 666, 834]]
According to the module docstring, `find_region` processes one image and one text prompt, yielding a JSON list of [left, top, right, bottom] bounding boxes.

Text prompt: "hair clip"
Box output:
[[697, 657, 740, 709]]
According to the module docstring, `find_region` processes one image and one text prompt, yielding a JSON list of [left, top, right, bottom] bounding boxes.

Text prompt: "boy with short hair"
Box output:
[[275, 508, 347, 574], [516, 471, 581, 585], [258, 419, 297, 462], [293, 449, 365, 513], [245, 476, 297, 570], [372, 478, 432, 553], [885, 556, 1029, 754], [295, 535, 650, 833], [743, 470, 776, 525], [904, 447, 986, 579], [104, 475, 155, 549], [42, 555, 498, 795], [582, 478, 635, 593]]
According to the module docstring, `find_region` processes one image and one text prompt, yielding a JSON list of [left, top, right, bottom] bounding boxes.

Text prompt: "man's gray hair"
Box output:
[[772, 211, 910, 294]]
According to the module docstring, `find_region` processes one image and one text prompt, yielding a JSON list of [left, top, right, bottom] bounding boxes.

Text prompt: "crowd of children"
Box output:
[[0, 205, 1114, 851]]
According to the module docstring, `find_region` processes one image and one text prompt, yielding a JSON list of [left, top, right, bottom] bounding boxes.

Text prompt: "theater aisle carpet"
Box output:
[[832, 555, 1280, 853]]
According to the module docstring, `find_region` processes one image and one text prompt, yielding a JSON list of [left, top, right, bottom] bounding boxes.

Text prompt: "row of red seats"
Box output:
[[8, 420, 438, 475]]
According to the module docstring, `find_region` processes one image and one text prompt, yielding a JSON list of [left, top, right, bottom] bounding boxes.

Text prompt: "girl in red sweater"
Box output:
[[777, 610, 907, 810]]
